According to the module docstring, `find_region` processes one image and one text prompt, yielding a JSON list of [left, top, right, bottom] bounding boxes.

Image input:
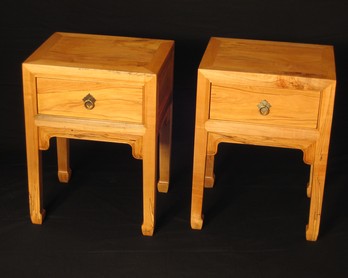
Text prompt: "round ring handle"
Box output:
[[257, 100, 271, 116], [83, 93, 96, 110]]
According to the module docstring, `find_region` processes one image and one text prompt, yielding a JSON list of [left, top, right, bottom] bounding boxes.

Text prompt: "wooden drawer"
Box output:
[[209, 84, 321, 129], [37, 78, 143, 123]]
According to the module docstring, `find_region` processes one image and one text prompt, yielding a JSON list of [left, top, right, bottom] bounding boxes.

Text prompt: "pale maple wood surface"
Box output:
[[22, 32, 174, 236], [191, 37, 336, 241]]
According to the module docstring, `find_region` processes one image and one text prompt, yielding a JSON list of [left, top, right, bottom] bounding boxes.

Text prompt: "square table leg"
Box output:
[[157, 102, 173, 193], [57, 137, 72, 183], [204, 155, 215, 188]]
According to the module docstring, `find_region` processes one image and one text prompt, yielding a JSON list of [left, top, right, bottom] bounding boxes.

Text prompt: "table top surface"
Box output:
[[200, 37, 336, 80], [24, 32, 174, 74]]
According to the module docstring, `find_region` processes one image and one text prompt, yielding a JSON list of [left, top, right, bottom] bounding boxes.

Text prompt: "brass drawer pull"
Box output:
[[83, 93, 96, 110], [257, 100, 271, 116]]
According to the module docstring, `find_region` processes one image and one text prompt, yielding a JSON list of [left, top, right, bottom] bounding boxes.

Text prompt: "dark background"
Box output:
[[1, 0, 348, 277]]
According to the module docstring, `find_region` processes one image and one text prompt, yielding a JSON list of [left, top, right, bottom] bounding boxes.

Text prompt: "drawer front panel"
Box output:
[[210, 85, 320, 129], [37, 78, 143, 123]]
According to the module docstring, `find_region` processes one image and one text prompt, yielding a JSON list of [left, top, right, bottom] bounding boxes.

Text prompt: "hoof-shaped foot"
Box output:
[[305, 224, 318, 241], [141, 223, 154, 236], [191, 214, 204, 230], [30, 209, 46, 225], [58, 169, 72, 183], [157, 180, 169, 193], [204, 174, 215, 188]]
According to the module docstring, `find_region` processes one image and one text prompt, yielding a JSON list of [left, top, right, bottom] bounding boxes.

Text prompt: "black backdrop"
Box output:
[[1, 0, 348, 277]]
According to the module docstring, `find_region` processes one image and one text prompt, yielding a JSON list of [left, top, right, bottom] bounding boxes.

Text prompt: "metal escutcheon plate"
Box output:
[[257, 100, 271, 116], [83, 93, 96, 110]]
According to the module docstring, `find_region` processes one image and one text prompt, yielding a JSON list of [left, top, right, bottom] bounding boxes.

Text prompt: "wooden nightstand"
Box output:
[[22, 32, 174, 236], [190, 37, 336, 241]]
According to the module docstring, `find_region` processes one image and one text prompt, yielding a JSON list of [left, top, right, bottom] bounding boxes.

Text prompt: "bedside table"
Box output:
[[22, 32, 174, 236], [190, 37, 336, 241]]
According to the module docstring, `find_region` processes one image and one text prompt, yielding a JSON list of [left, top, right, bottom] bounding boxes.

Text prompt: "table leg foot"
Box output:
[[141, 223, 154, 236], [204, 174, 215, 188], [58, 169, 72, 183], [57, 138, 71, 183], [157, 180, 169, 193], [204, 155, 215, 188], [306, 224, 319, 241], [191, 214, 204, 230], [30, 209, 46, 225]]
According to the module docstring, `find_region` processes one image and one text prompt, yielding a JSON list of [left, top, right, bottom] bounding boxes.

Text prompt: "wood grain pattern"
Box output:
[[26, 32, 173, 74], [23, 32, 174, 236], [191, 37, 336, 241], [200, 37, 336, 80], [37, 78, 143, 123], [210, 85, 320, 128]]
